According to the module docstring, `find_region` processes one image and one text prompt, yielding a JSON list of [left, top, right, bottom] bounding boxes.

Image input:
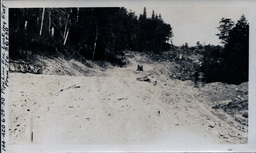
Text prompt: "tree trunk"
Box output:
[[63, 9, 72, 45], [63, 28, 69, 45], [17, 13, 20, 31], [63, 11, 70, 39], [51, 27, 54, 37], [93, 25, 98, 60], [63, 23, 67, 39], [76, 8, 79, 23], [39, 8, 45, 36], [24, 20, 28, 30], [59, 17, 62, 27], [36, 17, 39, 28], [48, 9, 52, 36]]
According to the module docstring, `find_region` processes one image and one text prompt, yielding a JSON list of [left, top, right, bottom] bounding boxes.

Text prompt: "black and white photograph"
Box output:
[[1, 0, 256, 152]]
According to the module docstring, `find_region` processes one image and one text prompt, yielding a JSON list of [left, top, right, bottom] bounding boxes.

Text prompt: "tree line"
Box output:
[[9, 8, 248, 84], [173, 15, 249, 85], [9, 7, 173, 63]]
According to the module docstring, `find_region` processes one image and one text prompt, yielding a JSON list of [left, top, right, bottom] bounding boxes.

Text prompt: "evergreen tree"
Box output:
[[216, 18, 234, 45], [223, 15, 249, 84], [213, 15, 249, 84]]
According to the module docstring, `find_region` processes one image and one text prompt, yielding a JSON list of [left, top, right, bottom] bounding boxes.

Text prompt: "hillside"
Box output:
[[8, 51, 248, 146]]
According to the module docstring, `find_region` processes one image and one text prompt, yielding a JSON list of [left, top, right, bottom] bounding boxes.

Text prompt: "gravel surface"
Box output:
[[9, 52, 248, 146]]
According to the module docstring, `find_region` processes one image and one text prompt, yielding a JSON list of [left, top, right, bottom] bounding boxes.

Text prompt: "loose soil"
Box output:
[[9, 51, 248, 145]]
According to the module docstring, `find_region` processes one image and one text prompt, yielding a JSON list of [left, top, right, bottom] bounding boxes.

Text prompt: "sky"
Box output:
[[123, 0, 252, 46]]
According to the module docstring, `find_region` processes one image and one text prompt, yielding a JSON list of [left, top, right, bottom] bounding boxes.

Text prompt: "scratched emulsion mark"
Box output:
[[1, 3, 9, 152]]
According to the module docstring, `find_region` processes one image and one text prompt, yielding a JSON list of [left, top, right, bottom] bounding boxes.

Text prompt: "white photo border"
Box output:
[[1, 0, 256, 152]]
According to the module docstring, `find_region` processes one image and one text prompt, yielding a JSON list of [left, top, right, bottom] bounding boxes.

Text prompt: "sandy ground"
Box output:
[[8, 53, 248, 146]]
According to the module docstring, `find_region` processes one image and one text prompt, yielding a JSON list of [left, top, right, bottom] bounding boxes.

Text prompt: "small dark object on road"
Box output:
[[137, 65, 143, 71]]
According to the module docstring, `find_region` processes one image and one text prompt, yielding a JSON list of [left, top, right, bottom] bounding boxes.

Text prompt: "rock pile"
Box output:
[[9, 61, 43, 74]]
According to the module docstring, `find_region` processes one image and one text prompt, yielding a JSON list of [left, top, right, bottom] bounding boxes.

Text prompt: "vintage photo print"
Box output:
[[1, 0, 256, 152]]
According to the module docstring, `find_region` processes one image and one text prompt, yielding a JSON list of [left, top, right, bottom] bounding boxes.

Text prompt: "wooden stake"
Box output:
[[30, 118, 33, 143]]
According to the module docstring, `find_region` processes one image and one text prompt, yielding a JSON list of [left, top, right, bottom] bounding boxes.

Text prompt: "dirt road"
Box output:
[[9, 53, 248, 146]]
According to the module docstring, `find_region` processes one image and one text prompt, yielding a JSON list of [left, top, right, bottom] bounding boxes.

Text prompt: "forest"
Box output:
[[9, 7, 249, 84], [10, 7, 172, 61]]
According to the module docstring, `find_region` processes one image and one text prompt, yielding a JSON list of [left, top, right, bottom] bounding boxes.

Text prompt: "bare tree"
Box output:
[[63, 28, 69, 45], [39, 8, 45, 36], [63, 9, 72, 45], [48, 9, 52, 36], [93, 24, 98, 60]]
